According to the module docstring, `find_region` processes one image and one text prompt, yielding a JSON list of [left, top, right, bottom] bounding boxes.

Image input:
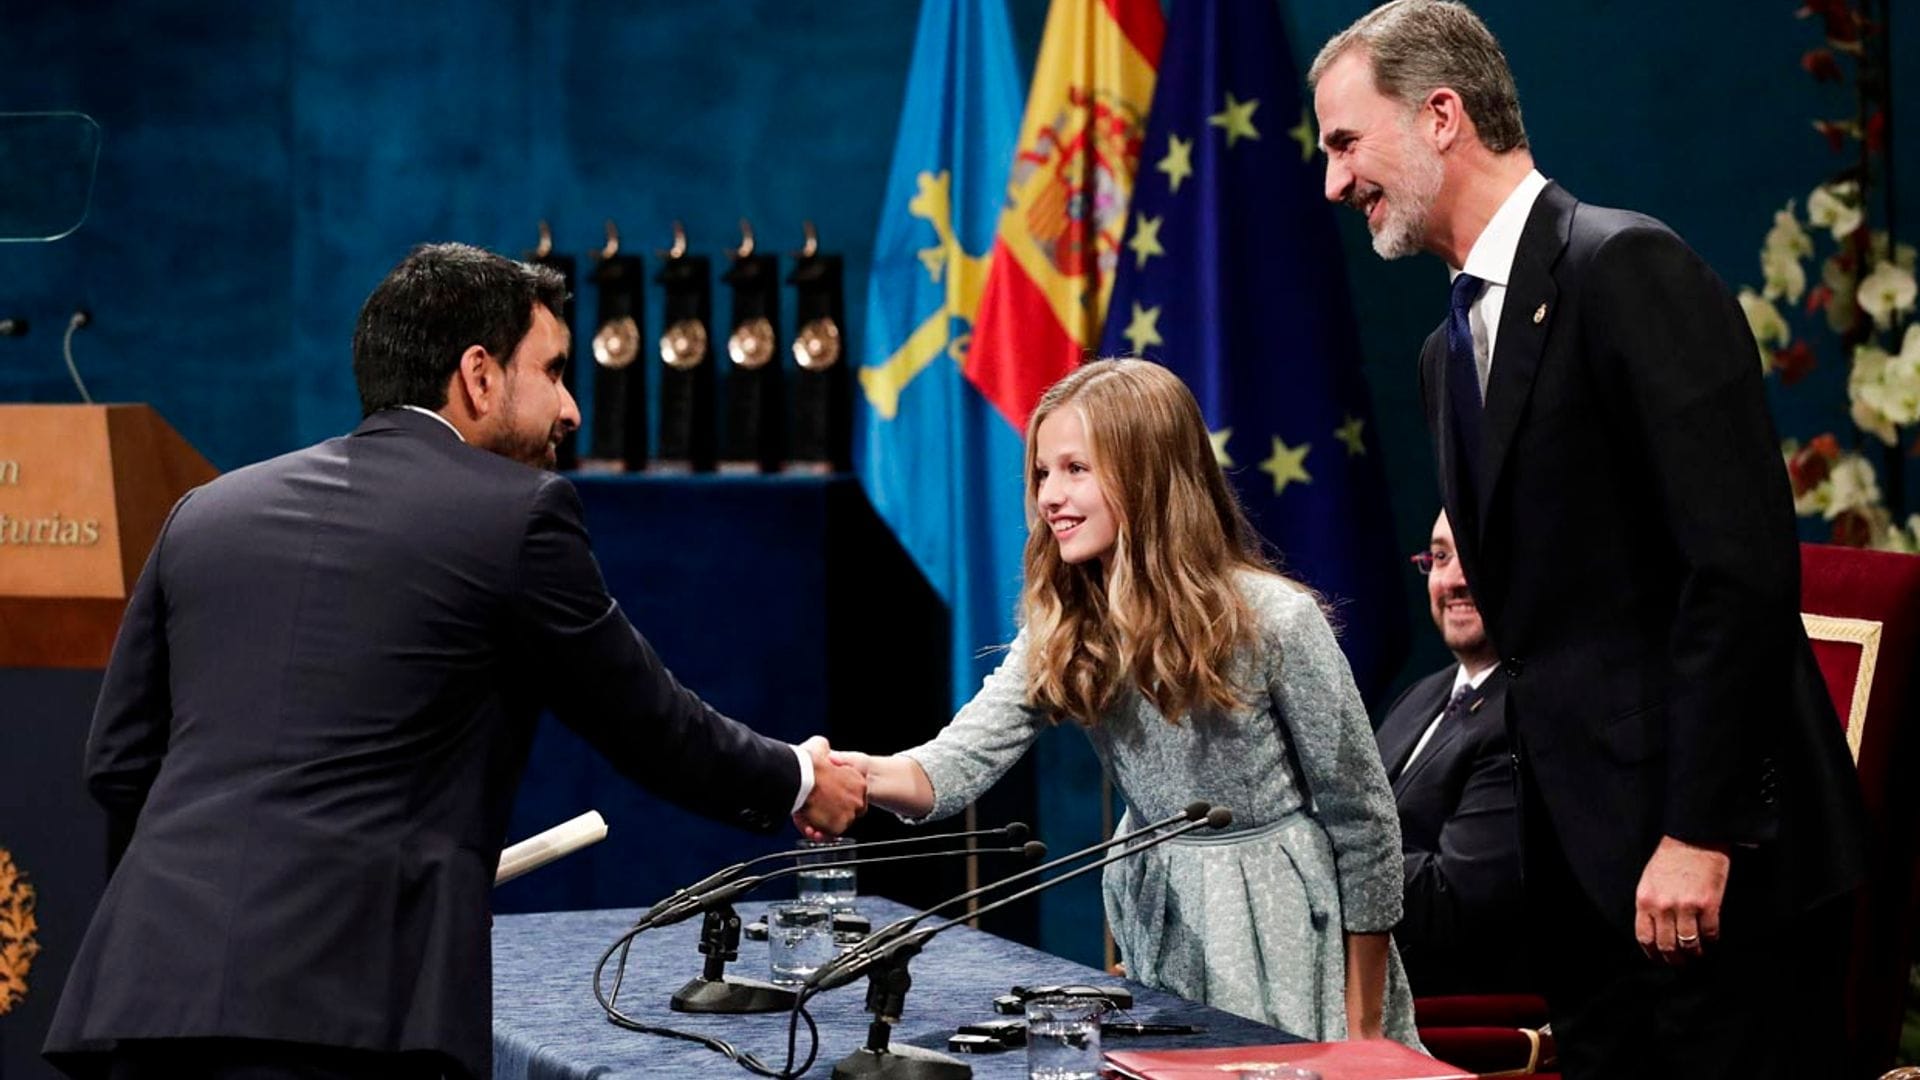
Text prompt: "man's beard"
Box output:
[[489, 387, 561, 470], [1359, 124, 1444, 260], [1433, 593, 1491, 658]]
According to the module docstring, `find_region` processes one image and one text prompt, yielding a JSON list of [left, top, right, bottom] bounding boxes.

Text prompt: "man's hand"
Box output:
[[1634, 834, 1730, 965], [796, 736, 867, 838]]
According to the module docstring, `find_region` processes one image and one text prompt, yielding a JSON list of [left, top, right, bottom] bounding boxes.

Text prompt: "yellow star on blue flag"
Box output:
[[1208, 92, 1259, 147], [1260, 436, 1311, 495]]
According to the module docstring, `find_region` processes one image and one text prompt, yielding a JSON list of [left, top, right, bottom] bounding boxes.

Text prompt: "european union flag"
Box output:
[[854, 0, 1028, 714], [1099, 0, 1407, 701]]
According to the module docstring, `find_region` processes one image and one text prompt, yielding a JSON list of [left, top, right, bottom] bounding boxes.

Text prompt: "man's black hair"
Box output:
[[352, 242, 568, 417]]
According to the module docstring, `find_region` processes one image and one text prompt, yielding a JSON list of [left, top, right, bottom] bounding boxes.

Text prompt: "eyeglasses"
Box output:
[[1409, 548, 1455, 575]]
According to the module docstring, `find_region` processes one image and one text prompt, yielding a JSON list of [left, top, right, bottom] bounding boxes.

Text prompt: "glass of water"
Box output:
[[1025, 994, 1105, 1080], [766, 901, 835, 987], [796, 837, 857, 911]]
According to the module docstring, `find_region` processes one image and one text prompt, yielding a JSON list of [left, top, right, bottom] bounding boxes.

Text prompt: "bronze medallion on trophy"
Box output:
[[792, 317, 842, 372], [592, 315, 641, 370], [660, 318, 709, 371], [728, 316, 776, 370]]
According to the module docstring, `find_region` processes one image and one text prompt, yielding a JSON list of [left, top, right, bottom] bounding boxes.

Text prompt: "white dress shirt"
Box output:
[[395, 405, 817, 813], [1449, 168, 1550, 396]]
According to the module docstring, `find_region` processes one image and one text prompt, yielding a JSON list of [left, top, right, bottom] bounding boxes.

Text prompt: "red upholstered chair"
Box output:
[[1799, 543, 1920, 1078], [1413, 994, 1554, 1076]]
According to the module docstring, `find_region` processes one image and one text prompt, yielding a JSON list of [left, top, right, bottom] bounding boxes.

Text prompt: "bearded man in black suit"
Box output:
[[1312, 4, 1865, 1077], [1376, 509, 1528, 997], [44, 243, 869, 1080]]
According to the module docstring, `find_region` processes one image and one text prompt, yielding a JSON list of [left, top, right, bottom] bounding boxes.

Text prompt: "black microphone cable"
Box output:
[[591, 840, 1043, 1077], [592, 923, 821, 1078]]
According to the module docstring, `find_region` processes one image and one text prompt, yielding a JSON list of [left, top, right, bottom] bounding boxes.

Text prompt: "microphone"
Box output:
[[659, 841, 1045, 1016], [639, 821, 1031, 924], [810, 801, 1212, 985], [645, 841, 1048, 929], [810, 807, 1233, 994]]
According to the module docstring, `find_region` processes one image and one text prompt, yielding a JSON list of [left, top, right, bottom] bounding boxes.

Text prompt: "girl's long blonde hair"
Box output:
[[1021, 359, 1272, 727]]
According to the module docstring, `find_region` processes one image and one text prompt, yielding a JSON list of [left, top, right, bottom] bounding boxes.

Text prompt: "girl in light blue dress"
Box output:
[[844, 359, 1418, 1045]]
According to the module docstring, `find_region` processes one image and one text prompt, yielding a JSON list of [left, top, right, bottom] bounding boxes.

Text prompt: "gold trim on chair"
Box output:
[[1801, 613, 1881, 764], [1479, 1025, 1546, 1076]]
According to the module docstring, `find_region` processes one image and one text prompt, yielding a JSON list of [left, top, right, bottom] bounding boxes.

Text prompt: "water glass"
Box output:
[[766, 901, 834, 986], [1025, 994, 1105, 1080], [795, 837, 858, 911]]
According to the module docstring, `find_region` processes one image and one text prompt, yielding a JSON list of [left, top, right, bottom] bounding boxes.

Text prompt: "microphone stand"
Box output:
[[673, 903, 793, 1013], [821, 808, 1234, 1080], [664, 845, 1042, 1015]]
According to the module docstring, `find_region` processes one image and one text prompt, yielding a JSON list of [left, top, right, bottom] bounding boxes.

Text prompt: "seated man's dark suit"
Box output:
[[44, 409, 803, 1079], [1375, 666, 1528, 996]]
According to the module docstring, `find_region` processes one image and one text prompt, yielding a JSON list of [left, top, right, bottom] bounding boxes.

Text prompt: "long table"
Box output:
[[491, 898, 1299, 1078]]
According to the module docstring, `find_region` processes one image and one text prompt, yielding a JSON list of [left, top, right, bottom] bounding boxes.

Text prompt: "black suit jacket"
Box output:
[[1418, 182, 1866, 939], [1376, 666, 1529, 996], [45, 410, 802, 1079]]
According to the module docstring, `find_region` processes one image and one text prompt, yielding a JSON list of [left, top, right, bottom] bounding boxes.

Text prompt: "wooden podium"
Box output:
[[0, 405, 217, 669]]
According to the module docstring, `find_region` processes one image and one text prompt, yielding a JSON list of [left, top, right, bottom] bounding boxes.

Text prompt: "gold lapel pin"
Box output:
[[1532, 302, 1547, 324]]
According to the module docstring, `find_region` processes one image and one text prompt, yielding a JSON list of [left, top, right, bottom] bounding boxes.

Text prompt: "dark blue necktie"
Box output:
[[1447, 273, 1486, 483], [1444, 682, 1475, 721]]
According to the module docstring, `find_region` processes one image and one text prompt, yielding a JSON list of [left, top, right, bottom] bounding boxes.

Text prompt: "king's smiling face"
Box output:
[[1314, 47, 1445, 260]]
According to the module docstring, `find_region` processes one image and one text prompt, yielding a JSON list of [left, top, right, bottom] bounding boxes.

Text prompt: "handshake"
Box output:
[[794, 735, 874, 838]]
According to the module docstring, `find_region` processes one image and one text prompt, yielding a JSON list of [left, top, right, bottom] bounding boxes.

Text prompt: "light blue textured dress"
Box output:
[[898, 570, 1420, 1046]]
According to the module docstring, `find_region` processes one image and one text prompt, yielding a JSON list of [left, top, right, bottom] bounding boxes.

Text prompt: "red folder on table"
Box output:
[[1105, 1038, 1472, 1080]]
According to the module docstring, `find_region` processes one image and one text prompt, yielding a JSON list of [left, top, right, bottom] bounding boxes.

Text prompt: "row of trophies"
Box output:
[[529, 218, 852, 475]]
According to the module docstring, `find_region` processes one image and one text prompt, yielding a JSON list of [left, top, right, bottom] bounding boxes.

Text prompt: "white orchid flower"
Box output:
[[1848, 335, 1916, 441], [1861, 325, 1920, 428], [1766, 201, 1814, 260], [1824, 453, 1885, 520], [1808, 181, 1864, 241], [1857, 261, 1917, 330], [1762, 246, 1807, 303], [1738, 288, 1789, 369]]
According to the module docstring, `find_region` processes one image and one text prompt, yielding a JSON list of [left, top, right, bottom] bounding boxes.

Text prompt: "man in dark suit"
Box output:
[[1376, 509, 1527, 997], [1312, 3, 1866, 1076], [43, 243, 869, 1080]]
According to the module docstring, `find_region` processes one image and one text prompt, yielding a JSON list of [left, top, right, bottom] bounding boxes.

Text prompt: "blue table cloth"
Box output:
[[491, 898, 1299, 1078]]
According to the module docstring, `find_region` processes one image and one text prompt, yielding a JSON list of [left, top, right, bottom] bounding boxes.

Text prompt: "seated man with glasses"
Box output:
[[1375, 509, 1534, 996]]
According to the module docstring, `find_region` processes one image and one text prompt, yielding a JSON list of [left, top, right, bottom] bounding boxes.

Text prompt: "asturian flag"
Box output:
[[854, 0, 1028, 717]]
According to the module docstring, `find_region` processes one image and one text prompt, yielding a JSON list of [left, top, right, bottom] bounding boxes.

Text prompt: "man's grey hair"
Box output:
[[1308, 0, 1528, 154]]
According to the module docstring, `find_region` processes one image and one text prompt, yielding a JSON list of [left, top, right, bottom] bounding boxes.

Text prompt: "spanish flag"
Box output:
[[964, 0, 1164, 432]]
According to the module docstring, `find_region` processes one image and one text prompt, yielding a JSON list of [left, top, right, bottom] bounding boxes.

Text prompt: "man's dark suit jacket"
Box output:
[[1376, 666, 1529, 996], [1418, 181, 1866, 942], [44, 409, 803, 1079]]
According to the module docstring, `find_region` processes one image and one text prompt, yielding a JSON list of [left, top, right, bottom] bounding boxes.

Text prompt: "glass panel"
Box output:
[[0, 112, 103, 242]]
